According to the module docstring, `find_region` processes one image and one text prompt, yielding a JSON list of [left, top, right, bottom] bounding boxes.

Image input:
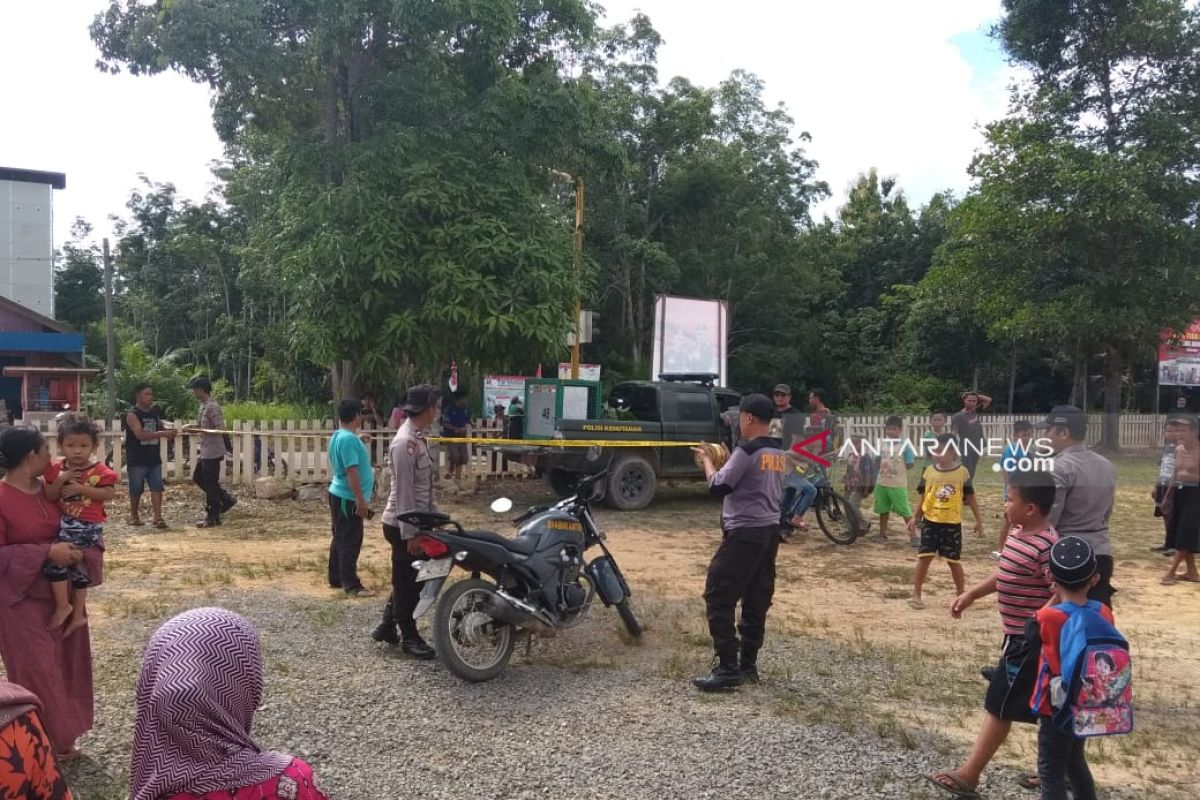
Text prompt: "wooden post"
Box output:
[[103, 238, 116, 422]]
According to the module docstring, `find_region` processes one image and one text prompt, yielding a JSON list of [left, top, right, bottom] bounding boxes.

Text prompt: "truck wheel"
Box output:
[[543, 468, 577, 498], [606, 455, 656, 510]]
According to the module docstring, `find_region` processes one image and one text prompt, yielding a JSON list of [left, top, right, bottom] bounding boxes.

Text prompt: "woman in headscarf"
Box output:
[[0, 681, 73, 799], [0, 427, 100, 760], [130, 608, 327, 800]]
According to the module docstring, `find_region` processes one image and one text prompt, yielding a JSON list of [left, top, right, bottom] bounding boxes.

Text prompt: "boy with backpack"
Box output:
[[1032, 536, 1132, 800], [924, 469, 1058, 799]]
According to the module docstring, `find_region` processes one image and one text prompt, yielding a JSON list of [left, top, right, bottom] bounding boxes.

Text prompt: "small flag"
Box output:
[[536, 363, 543, 378], [449, 360, 459, 393]]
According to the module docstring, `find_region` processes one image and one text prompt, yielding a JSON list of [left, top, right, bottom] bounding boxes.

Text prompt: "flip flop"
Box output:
[[152, 519, 168, 529], [1179, 575, 1200, 583], [908, 598, 925, 610], [1162, 576, 1180, 586], [1017, 773, 1040, 791], [129, 518, 145, 527], [925, 770, 980, 798]]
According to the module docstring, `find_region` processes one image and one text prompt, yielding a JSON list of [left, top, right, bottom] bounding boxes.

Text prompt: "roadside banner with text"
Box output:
[[557, 363, 601, 382], [1159, 321, 1200, 386], [483, 375, 528, 419]]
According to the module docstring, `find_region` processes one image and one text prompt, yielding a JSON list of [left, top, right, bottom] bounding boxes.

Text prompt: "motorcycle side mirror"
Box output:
[[490, 497, 514, 514]]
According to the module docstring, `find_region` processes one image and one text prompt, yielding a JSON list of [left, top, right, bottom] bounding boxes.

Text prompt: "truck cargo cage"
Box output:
[[658, 373, 720, 387]]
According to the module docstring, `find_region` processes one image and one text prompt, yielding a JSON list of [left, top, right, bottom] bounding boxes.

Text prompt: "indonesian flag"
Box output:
[[449, 360, 459, 393]]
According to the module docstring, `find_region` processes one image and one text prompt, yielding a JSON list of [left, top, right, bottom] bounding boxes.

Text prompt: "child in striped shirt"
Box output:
[[926, 470, 1058, 799]]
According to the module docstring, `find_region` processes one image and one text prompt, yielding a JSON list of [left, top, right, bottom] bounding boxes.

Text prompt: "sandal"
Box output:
[[908, 598, 925, 610], [129, 518, 145, 527], [925, 770, 980, 798], [1017, 773, 1040, 791], [1179, 575, 1200, 583], [1162, 576, 1179, 586], [152, 519, 168, 529]]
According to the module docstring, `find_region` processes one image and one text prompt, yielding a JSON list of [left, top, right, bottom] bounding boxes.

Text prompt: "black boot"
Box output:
[[400, 630, 436, 660], [693, 658, 743, 692], [739, 648, 760, 684], [220, 493, 238, 513], [372, 599, 400, 645]]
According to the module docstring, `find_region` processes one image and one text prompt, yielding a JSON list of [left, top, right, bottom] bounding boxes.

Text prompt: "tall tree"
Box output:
[[928, 0, 1200, 446], [93, 0, 594, 395], [53, 220, 106, 331]]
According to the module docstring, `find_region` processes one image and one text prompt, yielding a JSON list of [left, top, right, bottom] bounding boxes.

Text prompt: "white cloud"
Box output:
[[600, 0, 1018, 217], [0, 0, 1017, 252]]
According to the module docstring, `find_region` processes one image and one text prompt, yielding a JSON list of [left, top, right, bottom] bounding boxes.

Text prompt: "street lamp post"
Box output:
[[549, 169, 584, 380]]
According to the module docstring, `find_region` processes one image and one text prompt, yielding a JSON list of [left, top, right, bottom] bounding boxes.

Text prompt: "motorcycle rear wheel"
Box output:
[[433, 578, 516, 682]]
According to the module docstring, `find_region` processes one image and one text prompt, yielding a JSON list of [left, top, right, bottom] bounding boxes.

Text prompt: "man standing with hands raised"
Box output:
[[691, 394, 786, 691], [373, 385, 442, 659]]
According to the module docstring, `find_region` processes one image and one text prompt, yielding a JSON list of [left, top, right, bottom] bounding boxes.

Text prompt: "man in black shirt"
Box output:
[[124, 383, 176, 528], [952, 391, 992, 479]]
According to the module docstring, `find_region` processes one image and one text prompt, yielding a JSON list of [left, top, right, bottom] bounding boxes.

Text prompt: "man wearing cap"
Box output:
[[771, 384, 815, 535], [1037, 406, 1118, 606], [372, 385, 442, 658], [692, 394, 786, 691], [185, 375, 236, 528]]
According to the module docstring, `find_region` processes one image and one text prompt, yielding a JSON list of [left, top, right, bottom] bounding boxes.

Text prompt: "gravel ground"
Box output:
[[58, 586, 1149, 800]]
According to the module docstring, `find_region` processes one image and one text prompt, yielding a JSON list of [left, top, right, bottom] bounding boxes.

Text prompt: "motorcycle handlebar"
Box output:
[[512, 470, 611, 525]]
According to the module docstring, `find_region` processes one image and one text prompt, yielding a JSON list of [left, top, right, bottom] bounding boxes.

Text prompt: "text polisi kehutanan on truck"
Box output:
[[503, 373, 740, 511]]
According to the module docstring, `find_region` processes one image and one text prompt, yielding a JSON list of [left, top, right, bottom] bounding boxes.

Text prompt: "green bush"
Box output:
[[223, 401, 333, 422]]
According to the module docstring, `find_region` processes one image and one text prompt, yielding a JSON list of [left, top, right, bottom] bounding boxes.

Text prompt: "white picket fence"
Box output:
[[26, 413, 1167, 487], [31, 417, 534, 487]]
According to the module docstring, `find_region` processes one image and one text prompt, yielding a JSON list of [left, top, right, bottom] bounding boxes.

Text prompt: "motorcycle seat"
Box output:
[[461, 529, 539, 555]]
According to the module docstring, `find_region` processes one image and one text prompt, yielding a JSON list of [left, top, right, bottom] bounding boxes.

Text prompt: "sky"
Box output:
[[1, 0, 1016, 249]]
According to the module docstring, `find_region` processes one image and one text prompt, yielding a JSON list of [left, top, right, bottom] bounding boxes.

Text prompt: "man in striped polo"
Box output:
[[925, 470, 1058, 798]]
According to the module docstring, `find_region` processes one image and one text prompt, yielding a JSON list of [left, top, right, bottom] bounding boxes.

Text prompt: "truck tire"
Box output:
[[606, 455, 656, 510]]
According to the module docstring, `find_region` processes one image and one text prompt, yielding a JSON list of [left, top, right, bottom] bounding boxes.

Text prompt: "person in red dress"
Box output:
[[130, 608, 328, 800], [0, 427, 101, 761]]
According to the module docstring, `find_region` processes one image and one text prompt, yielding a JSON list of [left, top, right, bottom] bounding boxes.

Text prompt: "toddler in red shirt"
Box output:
[[43, 416, 117, 636]]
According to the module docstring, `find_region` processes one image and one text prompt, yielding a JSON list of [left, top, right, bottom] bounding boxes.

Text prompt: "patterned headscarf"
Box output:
[[0, 681, 40, 729], [130, 608, 293, 800]]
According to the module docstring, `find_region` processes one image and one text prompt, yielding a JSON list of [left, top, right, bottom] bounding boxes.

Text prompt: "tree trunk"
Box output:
[[1101, 346, 1121, 452], [1007, 347, 1017, 412], [330, 360, 357, 402]]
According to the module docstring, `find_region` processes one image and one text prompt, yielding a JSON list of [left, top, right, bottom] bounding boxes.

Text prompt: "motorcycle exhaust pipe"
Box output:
[[482, 590, 554, 633]]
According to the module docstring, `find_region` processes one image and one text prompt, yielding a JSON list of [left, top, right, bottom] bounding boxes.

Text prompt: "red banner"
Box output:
[[1159, 321, 1200, 386]]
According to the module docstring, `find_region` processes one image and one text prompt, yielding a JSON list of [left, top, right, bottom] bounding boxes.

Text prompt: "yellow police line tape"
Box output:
[[177, 428, 712, 448]]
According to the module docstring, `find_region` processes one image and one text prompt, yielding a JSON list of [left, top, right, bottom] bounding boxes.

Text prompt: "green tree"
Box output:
[[53, 220, 105, 331], [933, 0, 1200, 446]]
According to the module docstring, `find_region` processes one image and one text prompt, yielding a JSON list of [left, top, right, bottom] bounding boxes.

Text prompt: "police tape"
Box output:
[[175, 428, 713, 449], [430, 437, 711, 448]]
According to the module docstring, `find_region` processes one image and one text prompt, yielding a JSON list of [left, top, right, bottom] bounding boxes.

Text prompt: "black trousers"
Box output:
[[381, 523, 421, 636], [192, 458, 231, 521], [327, 493, 365, 592], [1037, 719, 1097, 800], [1088, 555, 1116, 608], [703, 525, 781, 665]]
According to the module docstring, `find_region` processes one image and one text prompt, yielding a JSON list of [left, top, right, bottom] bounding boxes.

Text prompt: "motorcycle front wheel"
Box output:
[[433, 578, 516, 682], [615, 599, 643, 639]]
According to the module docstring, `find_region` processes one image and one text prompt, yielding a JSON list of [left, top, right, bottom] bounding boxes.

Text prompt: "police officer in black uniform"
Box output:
[[692, 394, 786, 691]]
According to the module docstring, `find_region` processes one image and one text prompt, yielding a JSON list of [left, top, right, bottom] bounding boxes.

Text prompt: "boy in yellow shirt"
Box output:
[[907, 433, 984, 608]]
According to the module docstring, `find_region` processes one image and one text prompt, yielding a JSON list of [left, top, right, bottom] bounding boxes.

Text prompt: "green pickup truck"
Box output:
[[509, 374, 742, 510]]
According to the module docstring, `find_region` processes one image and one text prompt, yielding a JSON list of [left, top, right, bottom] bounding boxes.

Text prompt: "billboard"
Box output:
[[651, 295, 728, 386], [482, 375, 527, 419], [557, 363, 601, 381], [1159, 321, 1200, 387]]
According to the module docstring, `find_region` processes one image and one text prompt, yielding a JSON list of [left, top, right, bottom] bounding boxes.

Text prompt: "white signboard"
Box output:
[[651, 295, 728, 386], [557, 363, 601, 382], [482, 375, 527, 419]]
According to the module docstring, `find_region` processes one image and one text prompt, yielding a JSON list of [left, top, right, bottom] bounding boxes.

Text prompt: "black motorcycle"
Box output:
[[397, 470, 642, 682]]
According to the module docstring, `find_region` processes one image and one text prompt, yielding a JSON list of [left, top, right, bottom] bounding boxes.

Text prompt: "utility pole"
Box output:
[[570, 176, 584, 380], [103, 238, 116, 422]]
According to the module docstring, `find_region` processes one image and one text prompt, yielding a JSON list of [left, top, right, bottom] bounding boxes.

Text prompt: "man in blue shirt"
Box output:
[[441, 392, 471, 483], [327, 398, 376, 597]]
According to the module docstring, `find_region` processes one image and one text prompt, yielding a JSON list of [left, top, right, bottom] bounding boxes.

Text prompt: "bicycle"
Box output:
[[785, 466, 869, 546]]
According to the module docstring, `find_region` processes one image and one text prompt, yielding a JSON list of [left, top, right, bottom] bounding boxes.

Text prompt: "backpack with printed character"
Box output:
[[1033, 600, 1133, 738]]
